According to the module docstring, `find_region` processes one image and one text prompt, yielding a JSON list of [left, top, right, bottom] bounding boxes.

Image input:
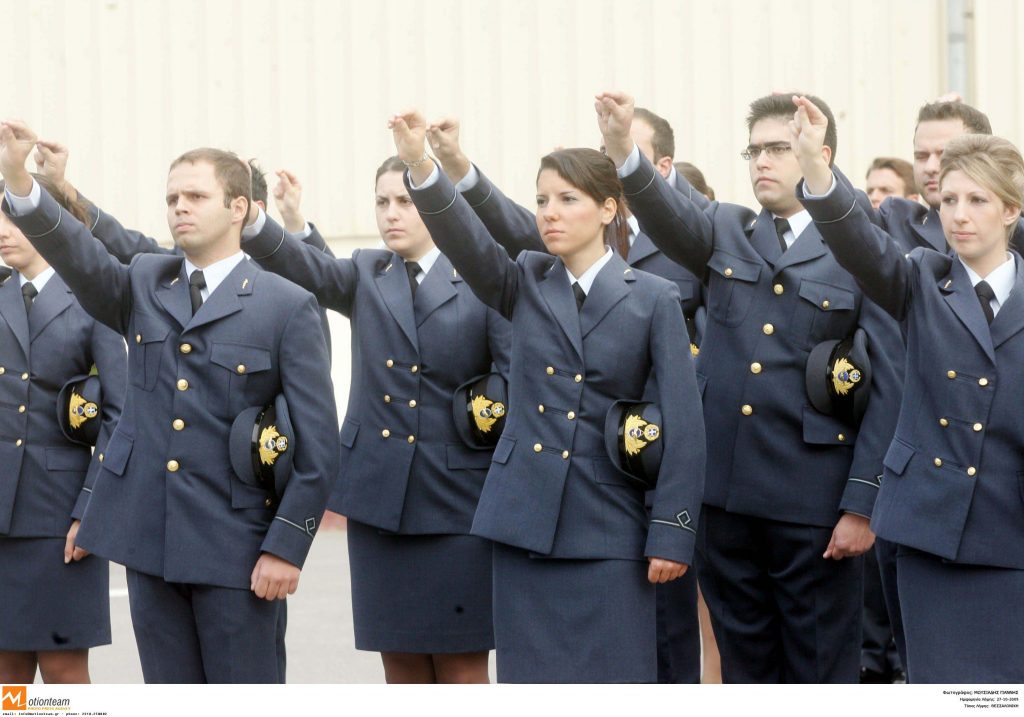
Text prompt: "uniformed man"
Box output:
[[0, 120, 338, 684]]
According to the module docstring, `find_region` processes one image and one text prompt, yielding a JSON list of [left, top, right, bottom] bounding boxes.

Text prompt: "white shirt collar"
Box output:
[[19, 266, 56, 292], [959, 253, 1016, 315], [404, 246, 441, 283], [184, 252, 247, 300], [772, 209, 813, 248], [565, 247, 614, 295], [667, 165, 678, 187], [626, 215, 640, 246]]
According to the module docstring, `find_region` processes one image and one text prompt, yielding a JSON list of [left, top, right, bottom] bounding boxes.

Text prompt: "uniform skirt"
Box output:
[[492, 543, 657, 683], [347, 519, 494, 653], [0, 536, 110, 651], [898, 546, 1024, 683]]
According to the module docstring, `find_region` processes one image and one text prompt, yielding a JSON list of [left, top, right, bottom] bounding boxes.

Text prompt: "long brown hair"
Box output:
[[0, 174, 91, 226], [537, 148, 628, 251]]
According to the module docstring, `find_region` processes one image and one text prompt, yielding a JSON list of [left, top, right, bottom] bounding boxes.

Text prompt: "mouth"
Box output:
[[755, 177, 776, 187], [174, 223, 194, 233], [385, 228, 405, 236], [951, 231, 974, 241], [543, 229, 564, 237]]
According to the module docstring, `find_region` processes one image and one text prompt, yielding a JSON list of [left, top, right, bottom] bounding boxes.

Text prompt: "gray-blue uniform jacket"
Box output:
[[459, 166, 708, 343], [242, 213, 511, 534], [407, 170, 706, 565], [3, 187, 339, 589], [621, 154, 903, 525], [0, 271, 126, 536], [800, 177, 1024, 568]]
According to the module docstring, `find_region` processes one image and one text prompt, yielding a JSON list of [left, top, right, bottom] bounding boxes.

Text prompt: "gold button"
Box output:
[[407, 435, 415, 444], [967, 467, 977, 477], [538, 404, 545, 413], [763, 323, 774, 335], [562, 450, 569, 459], [574, 374, 583, 383], [534, 443, 543, 453], [135, 334, 142, 344], [546, 366, 555, 375], [410, 365, 419, 373], [741, 404, 753, 416], [567, 411, 576, 420], [408, 400, 417, 408], [177, 379, 189, 391], [15, 439, 22, 447], [17, 405, 25, 413], [236, 364, 246, 374], [821, 300, 830, 309], [837, 433, 846, 442], [978, 377, 989, 387], [386, 359, 394, 368], [381, 429, 391, 438], [947, 370, 956, 379], [384, 394, 391, 403], [20, 372, 28, 381], [939, 418, 949, 427], [98, 453, 104, 462], [973, 422, 983, 432], [0, 367, 4, 374], [724, 267, 734, 277], [167, 460, 179, 472], [172, 419, 185, 431], [934, 458, 942, 467], [773, 283, 784, 295], [750, 362, 762, 374], [264, 497, 273, 507], [179, 343, 192, 354]]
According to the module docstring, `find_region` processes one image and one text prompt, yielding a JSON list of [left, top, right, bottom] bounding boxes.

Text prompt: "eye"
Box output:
[[563, 195, 577, 203], [399, 197, 413, 205], [941, 196, 956, 205], [165, 196, 176, 207], [536, 196, 547, 207], [971, 196, 988, 204], [913, 153, 928, 161], [375, 197, 387, 207]]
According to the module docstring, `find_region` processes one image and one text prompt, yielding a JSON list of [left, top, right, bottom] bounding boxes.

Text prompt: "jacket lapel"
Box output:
[[747, 211, 783, 265], [772, 222, 829, 275], [155, 259, 193, 329], [414, 254, 459, 327], [28, 273, 73, 341], [989, 253, 1024, 350], [185, 258, 252, 332], [0, 273, 30, 359], [911, 208, 948, 252], [940, 261, 996, 363], [581, 253, 634, 338], [538, 257, 583, 361], [374, 255, 418, 351], [627, 231, 660, 265]]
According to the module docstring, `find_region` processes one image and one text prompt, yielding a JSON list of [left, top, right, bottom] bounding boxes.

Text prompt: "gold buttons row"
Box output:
[[385, 359, 419, 373], [946, 369, 990, 386], [383, 395, 417, 408], [380, 429, 416, 443], [532, 442, 570, 459], [545, 366, 584, 382], [933, 457, 977, 477], [536, 405, 575, 420], [0, 368, 24, 380]]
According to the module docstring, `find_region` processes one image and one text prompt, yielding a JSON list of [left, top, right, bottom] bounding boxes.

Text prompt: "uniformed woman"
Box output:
[[391, 111, 706, 683], [0, 174, 126, 684], [239, 158, 520, 683], [793, 96, 1024, 683]]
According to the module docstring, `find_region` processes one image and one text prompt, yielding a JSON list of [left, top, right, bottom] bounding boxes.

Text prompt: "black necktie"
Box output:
[[773, 217, 791, 254], [405, 261, 421, 298], [975, 280, 996, 325], [572, 281, 586, 312], [21, 282, 37, 315], [189, 270, 206, 316]]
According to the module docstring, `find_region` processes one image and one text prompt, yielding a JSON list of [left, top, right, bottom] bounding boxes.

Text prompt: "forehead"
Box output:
[[867, 168, 903, 188], [748, 116, 791, 144], [914, 119, 966, 150], [167, 160, 220, 193], [536, 168, 579, 193], [940, 168, 989, 194], [375, 170, 408, 196]]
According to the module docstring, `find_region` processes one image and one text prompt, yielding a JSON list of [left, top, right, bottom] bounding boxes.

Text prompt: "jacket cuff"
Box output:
[[838, 475, 881, 518], [259, 512, 318, 569], [405, 170, 459, 215], [620, 154, 659, 197], [644, 517, 697, 565], [797, 176, 859, 224], [70, 488, 92, 521], [460, 165, 493, 208], [2, 189, 64, 239]]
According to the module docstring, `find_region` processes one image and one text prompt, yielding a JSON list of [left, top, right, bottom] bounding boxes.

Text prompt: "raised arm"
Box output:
[[391, 110, 520, 319], [790, 96, 914, 321], [596, 92, 715, 278], [0, 121, 133, 333], [429, 117, 544, 258], [242, 209, 358, 317]]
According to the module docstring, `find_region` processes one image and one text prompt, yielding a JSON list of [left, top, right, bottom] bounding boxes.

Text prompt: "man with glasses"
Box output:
[[595, 91, 902, 683]]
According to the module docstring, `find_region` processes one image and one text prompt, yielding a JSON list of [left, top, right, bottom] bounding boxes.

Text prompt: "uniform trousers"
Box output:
[[655, 569, 701, 683], [696, 505, 863, 683], [126, 568, 284, 683]]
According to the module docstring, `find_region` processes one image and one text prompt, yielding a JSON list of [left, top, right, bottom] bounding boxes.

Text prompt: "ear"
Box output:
[[229, 195, 249, 225], [655, 156, 673, 179], [256, 199, 267, 211], [820, 144, 833, 167], [600, 197, 617, 226], [1002, 203, 1020, 228]]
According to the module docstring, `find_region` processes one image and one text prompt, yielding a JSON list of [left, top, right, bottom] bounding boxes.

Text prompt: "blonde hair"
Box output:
[[940, 134, 1024, 240]]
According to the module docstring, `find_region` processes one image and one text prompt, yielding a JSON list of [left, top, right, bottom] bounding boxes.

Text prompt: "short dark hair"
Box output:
[[674, 161, 715, 201], [538, 148, 628, 249], [747, 93, 838, 166], [633, 107, 675, 161], [248, 159, 268, 205], [866, 157, 918, 195], [374, 156, 408, 187], [915, 101, 992, 135], [169, 148, 251, 209]]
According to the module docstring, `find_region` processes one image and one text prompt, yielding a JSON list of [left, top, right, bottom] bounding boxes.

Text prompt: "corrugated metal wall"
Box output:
[[10, 0, 1013, 242]]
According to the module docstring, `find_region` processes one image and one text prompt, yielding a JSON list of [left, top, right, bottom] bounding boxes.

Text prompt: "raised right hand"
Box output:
[[593, 91, 635, 166], [273, 170, 306, 233], [0, 120, 38, 194], [427, 117, 471, 182], [389, 110, 429, 165]]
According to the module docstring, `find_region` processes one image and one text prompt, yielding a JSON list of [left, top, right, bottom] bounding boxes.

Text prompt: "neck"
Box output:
[[16, 257, 49, 281], [185, 235, 241, 269], [961, 247, 1009, 279], [771, 202, 804, 219], [562, 237, 607, 279], [396, 241, 436, 264]]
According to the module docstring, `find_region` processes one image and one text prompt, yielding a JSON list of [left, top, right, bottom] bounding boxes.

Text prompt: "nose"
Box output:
[[925, 152, 941, 174], [755, 149, 772, 170], [953, 198, 969, 223]]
